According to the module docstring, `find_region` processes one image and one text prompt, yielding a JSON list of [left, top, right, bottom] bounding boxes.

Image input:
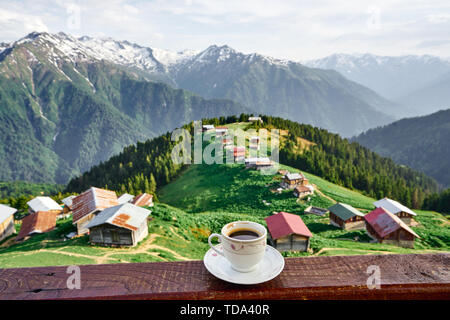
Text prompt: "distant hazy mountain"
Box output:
[[168, 45, 395, 137], [399, 71, 450, 113], [305, 53, 450, 117], [353, 109, 450, 187], [0, 32, 246, 184]]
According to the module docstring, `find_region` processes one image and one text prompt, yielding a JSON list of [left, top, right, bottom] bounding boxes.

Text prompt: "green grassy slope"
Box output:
[[159, 163, 449, 257], [1, 163, 448, 268]]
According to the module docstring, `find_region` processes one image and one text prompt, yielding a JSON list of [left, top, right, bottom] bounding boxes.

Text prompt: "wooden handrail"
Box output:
[[0, 253, 449, 300]]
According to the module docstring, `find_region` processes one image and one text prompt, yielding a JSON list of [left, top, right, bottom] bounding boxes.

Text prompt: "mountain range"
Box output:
[[2, 31, 446, 185], [58, 33, 398, 136], [354, 109, 450, 188], [305, 53, 450, 117], [0, 31, 404, 184], [0, 32, 247, 184]]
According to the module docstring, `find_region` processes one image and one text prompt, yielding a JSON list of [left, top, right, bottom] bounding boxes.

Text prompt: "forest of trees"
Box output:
[[423, 189, 450, 214]]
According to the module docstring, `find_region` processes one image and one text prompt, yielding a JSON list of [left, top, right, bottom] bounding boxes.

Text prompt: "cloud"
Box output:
[[416, 39, 450, 48], [0, 0, 450, 59], [0, 8, 48, 41], [426, 13, 450, 24]]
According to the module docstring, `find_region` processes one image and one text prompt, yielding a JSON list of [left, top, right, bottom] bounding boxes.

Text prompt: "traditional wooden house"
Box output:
[[72, 187, 119, 235], [328, 203, 365, 230], [61, 195, 76, 214], [16, 211, 58, 241], [304, 206, 329, 216], [86, 203, 151, 247], [265, 212, 313, 252], [215, 126, 228, 136], [249, 136, 260, 150], [222, 137, 233, 147], [27, 196, 62, 215], [117, 193, 135, 204], [0, 204, 17, 242], [202, 124, 215, 132], [132, 193, 154, 207], [230, 146, 245, 162], [373, 198, 416, 225], [245, 157, 273, 170], [293, 185, 314, 198], [364, 207, 419, 248], [281, 172, 308, 189], [249, 116, 263, 123]]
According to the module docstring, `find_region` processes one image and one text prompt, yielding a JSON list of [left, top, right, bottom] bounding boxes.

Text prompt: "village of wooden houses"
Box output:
[[0, 118, 440, 271]]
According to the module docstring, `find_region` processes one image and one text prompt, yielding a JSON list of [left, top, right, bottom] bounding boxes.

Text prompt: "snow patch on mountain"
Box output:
[[152, 48, 198, 66]]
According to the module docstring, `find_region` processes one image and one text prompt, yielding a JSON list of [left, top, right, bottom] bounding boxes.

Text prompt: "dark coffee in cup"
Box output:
[[228, 228, 261, 240], [208, 221, 267, 272]]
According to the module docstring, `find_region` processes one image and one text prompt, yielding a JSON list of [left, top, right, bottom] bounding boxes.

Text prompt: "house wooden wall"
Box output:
[[29, 208, 62, 215], [89, 220, 148, 247], [76, 212, 99, 235], [365, 223, 416, 248], [396, 211, 414, 225], [89, 224, 134, 246], [0, 215, 14, 242], [282, 178, 308, 189], [329, 212, 365, 230], [273, 234, 310, 252]]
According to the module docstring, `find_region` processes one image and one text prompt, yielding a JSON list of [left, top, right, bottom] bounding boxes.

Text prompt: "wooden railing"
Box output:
[[0, 253, 448, 300]]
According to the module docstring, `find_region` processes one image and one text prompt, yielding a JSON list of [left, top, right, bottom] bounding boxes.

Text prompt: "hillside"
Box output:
[[64, 116, 439, 210], [0, 181, 62, 198], [1, 162, 448, 268], [354, 109, 450, 187], [0, 32, 247, 184]]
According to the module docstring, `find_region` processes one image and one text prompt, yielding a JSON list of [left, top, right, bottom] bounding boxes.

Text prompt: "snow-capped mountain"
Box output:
[[1, 31, 198, 74], [0, 31, 398, 138], [0, 31, 246, 184], [305, 53, 450, 115]]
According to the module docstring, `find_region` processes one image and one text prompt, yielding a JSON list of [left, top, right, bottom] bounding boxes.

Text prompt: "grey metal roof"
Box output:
[[286, 173, 303, 180], [328, 203, 364, 221], [27, 197, 62, 212], [373, 198, 416, 216], [85, 203, 151, 231], [61, 195, 76, 207], [117, 193, 135, 204]]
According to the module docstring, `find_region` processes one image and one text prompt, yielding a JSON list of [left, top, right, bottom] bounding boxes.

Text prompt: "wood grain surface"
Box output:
[[0, 253, 449, 300]]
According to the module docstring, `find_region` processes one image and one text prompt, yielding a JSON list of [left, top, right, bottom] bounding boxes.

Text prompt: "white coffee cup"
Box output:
[[208, 221, 267, 272]]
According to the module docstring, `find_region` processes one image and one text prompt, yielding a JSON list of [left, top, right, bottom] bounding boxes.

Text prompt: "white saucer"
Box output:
[[203, 244, 285, 285]]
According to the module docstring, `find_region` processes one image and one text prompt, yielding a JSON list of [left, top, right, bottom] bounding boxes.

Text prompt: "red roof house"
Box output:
[[16, 211, 58, 241], [364, 207, 419, 248], [132, 193, 154, 207], [265, 212, 312, 252], [72, 187, 118, 235]]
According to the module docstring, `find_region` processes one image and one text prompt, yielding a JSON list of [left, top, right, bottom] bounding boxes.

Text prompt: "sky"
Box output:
[[0, 0, 449, 61]]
